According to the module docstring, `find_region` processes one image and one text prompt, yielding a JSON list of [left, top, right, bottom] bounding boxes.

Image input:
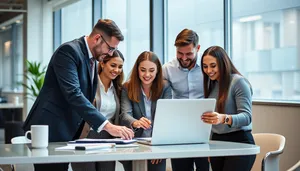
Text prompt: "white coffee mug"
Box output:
[[31, 148, 49, 157], [25, 125, 49, 148]]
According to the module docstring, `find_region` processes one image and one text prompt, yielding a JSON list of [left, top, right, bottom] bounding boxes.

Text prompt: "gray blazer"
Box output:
[[120, 81, 172, 137], [79, 75, 120, 139]]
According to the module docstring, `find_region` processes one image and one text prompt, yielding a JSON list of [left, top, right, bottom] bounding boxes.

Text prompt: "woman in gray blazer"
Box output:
[[72, 50, 125, 171], [201, 46, 256, 171], [120, 51, 172, 171]]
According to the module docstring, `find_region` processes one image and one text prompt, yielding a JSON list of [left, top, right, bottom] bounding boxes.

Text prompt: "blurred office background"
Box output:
[[0, 0, 299, 170]]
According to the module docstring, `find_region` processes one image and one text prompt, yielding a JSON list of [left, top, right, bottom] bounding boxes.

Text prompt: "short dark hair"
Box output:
[[92, 19, 124, 41], [174, 28, 199, 47]]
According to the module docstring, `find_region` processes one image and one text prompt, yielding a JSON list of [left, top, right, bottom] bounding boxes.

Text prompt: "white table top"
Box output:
[[0, 141, 259, 164], [0, 103, 23, 109]]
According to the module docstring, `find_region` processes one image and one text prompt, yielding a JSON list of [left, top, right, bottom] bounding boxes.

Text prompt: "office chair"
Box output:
[[287, 160, 300, 171], [252, 133, 285, 171]]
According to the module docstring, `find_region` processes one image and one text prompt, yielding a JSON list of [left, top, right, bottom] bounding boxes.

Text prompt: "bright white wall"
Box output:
[[25, 0, 54, 117]]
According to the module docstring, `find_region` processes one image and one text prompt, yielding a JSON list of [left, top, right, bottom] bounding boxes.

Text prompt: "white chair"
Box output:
[[11, 136, 30, 144], [287, 160, 300, 171], [10, 136, 32, 171], [252, 133, 285, 171]]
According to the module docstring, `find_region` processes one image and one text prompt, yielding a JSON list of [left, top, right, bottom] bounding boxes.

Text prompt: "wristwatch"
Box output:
[[224, 115, 230, 124]]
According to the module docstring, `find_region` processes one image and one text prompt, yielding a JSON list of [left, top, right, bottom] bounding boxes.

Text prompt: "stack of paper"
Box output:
[[55, 143, 115, 151], [69, 138, 137, 144]]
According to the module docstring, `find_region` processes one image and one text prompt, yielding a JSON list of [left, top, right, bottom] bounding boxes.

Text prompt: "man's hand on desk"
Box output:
[[103, 122, 134, 140]]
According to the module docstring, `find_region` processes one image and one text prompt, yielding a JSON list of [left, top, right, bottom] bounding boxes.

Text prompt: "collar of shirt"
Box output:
[[99, 76, 114, 90], [84, 36, 93, 60], [141, 87, 151, 102]]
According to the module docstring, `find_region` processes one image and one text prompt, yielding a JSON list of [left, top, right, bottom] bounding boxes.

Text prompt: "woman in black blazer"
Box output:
[[72, 50, 125, 171]]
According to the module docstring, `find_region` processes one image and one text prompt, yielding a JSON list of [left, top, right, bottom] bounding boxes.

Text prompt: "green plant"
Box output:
[[21, 60, 47, 100]]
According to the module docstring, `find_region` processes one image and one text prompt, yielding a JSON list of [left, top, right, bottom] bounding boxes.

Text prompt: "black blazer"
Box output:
[[23, 36, 107, 142]]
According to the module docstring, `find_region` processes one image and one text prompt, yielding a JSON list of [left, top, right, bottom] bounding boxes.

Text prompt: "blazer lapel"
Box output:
[[91, 63, 98, 98], [80, 36, 95, 90], [112, 88, 120, 125], [138, 92, 146, 118], [80, 37, 93, 84], [151, 101, 157, 122], [94, 75, 101, 109]]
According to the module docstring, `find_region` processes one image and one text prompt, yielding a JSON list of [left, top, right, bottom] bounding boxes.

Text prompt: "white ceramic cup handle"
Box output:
[[25, 130, 32, 141]]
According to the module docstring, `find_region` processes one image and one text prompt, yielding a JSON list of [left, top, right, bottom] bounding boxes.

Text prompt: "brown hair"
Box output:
[[125, 51, 163, 102], [98, 50, 124, 97], [91, 19, 124, 41], [174, 28, 199, 47], [201, 46, 241, 113]]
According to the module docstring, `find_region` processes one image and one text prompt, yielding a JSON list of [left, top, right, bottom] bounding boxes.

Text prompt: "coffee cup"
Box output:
[[31, 148, 49, 157], [25, 125, 49, 148]]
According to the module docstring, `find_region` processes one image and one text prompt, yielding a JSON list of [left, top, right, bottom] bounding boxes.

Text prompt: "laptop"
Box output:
[[137, 99, 216, 146]]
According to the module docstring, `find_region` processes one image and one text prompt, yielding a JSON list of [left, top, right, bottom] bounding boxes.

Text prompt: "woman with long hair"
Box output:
[[120, 51, 171, 171], [72, 50, 125, 171], [201, 46, 256, 171]]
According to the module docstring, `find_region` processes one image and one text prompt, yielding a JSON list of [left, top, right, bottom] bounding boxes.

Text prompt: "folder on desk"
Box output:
[[69, 138, 137, 144]]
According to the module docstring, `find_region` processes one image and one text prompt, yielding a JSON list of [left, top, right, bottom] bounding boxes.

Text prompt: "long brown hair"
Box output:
[[201, 46, 241, 113], [125, 51, 163, 103], [98, 50, 124, 97]]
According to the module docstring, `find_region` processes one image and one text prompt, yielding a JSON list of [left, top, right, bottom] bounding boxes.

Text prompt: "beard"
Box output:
[[177, 55, 197, 69], [93, 46, 108, 62]]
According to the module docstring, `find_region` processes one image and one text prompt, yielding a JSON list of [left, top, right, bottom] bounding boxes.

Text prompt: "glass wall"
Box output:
[[231, 0, 300, 101], [102, 0, 150, 78], [0, 20, 23, 91], [166, 0, 224, 62], [61, 0, 92, 44]]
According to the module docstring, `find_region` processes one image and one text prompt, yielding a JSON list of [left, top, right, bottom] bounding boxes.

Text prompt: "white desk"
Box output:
[[0, 141, 259, 171]]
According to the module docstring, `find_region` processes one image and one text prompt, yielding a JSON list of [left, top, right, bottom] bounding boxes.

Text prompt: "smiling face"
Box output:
[[176, 44, 200, 70], [92, 35, 120, 61], [100, 56, 124, 80], [202, 55, 220, 81], [138, 60, 158, 87]]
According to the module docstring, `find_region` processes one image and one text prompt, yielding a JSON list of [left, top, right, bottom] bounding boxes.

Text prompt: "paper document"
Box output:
[[115, 144, 139, 148], [55, 143, 115, 151], [69, 138, 137, 144]]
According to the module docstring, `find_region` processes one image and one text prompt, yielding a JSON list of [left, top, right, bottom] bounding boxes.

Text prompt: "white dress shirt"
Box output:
[[98, 78, 117, 120]]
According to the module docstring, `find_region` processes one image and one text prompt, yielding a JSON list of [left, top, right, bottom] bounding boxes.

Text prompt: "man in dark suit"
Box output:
[[23, 19, 134, 171]]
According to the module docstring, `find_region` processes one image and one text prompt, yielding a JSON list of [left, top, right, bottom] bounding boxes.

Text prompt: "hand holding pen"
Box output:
[[132, 117, 152, 130]]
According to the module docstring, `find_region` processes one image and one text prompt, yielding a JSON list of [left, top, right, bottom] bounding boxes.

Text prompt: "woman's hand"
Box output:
[[150, 159, 162, 164], [201, 112, 225, 125], [132, 117, 152, 129]]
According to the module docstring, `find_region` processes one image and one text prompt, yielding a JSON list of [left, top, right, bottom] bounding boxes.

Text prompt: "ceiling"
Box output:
[[0, 0, 25, 25]]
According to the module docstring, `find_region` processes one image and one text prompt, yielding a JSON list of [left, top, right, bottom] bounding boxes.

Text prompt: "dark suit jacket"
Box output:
[[23, 36, 107, 142], [120, 81, 172, 137]]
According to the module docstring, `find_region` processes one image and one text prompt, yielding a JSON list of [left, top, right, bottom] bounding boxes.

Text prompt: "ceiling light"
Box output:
[[289, 20, 295, 24], [239, 15, 262, 22]]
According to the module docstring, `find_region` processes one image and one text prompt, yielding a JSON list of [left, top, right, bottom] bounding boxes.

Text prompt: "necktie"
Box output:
[[90, 58, 95, 81]]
